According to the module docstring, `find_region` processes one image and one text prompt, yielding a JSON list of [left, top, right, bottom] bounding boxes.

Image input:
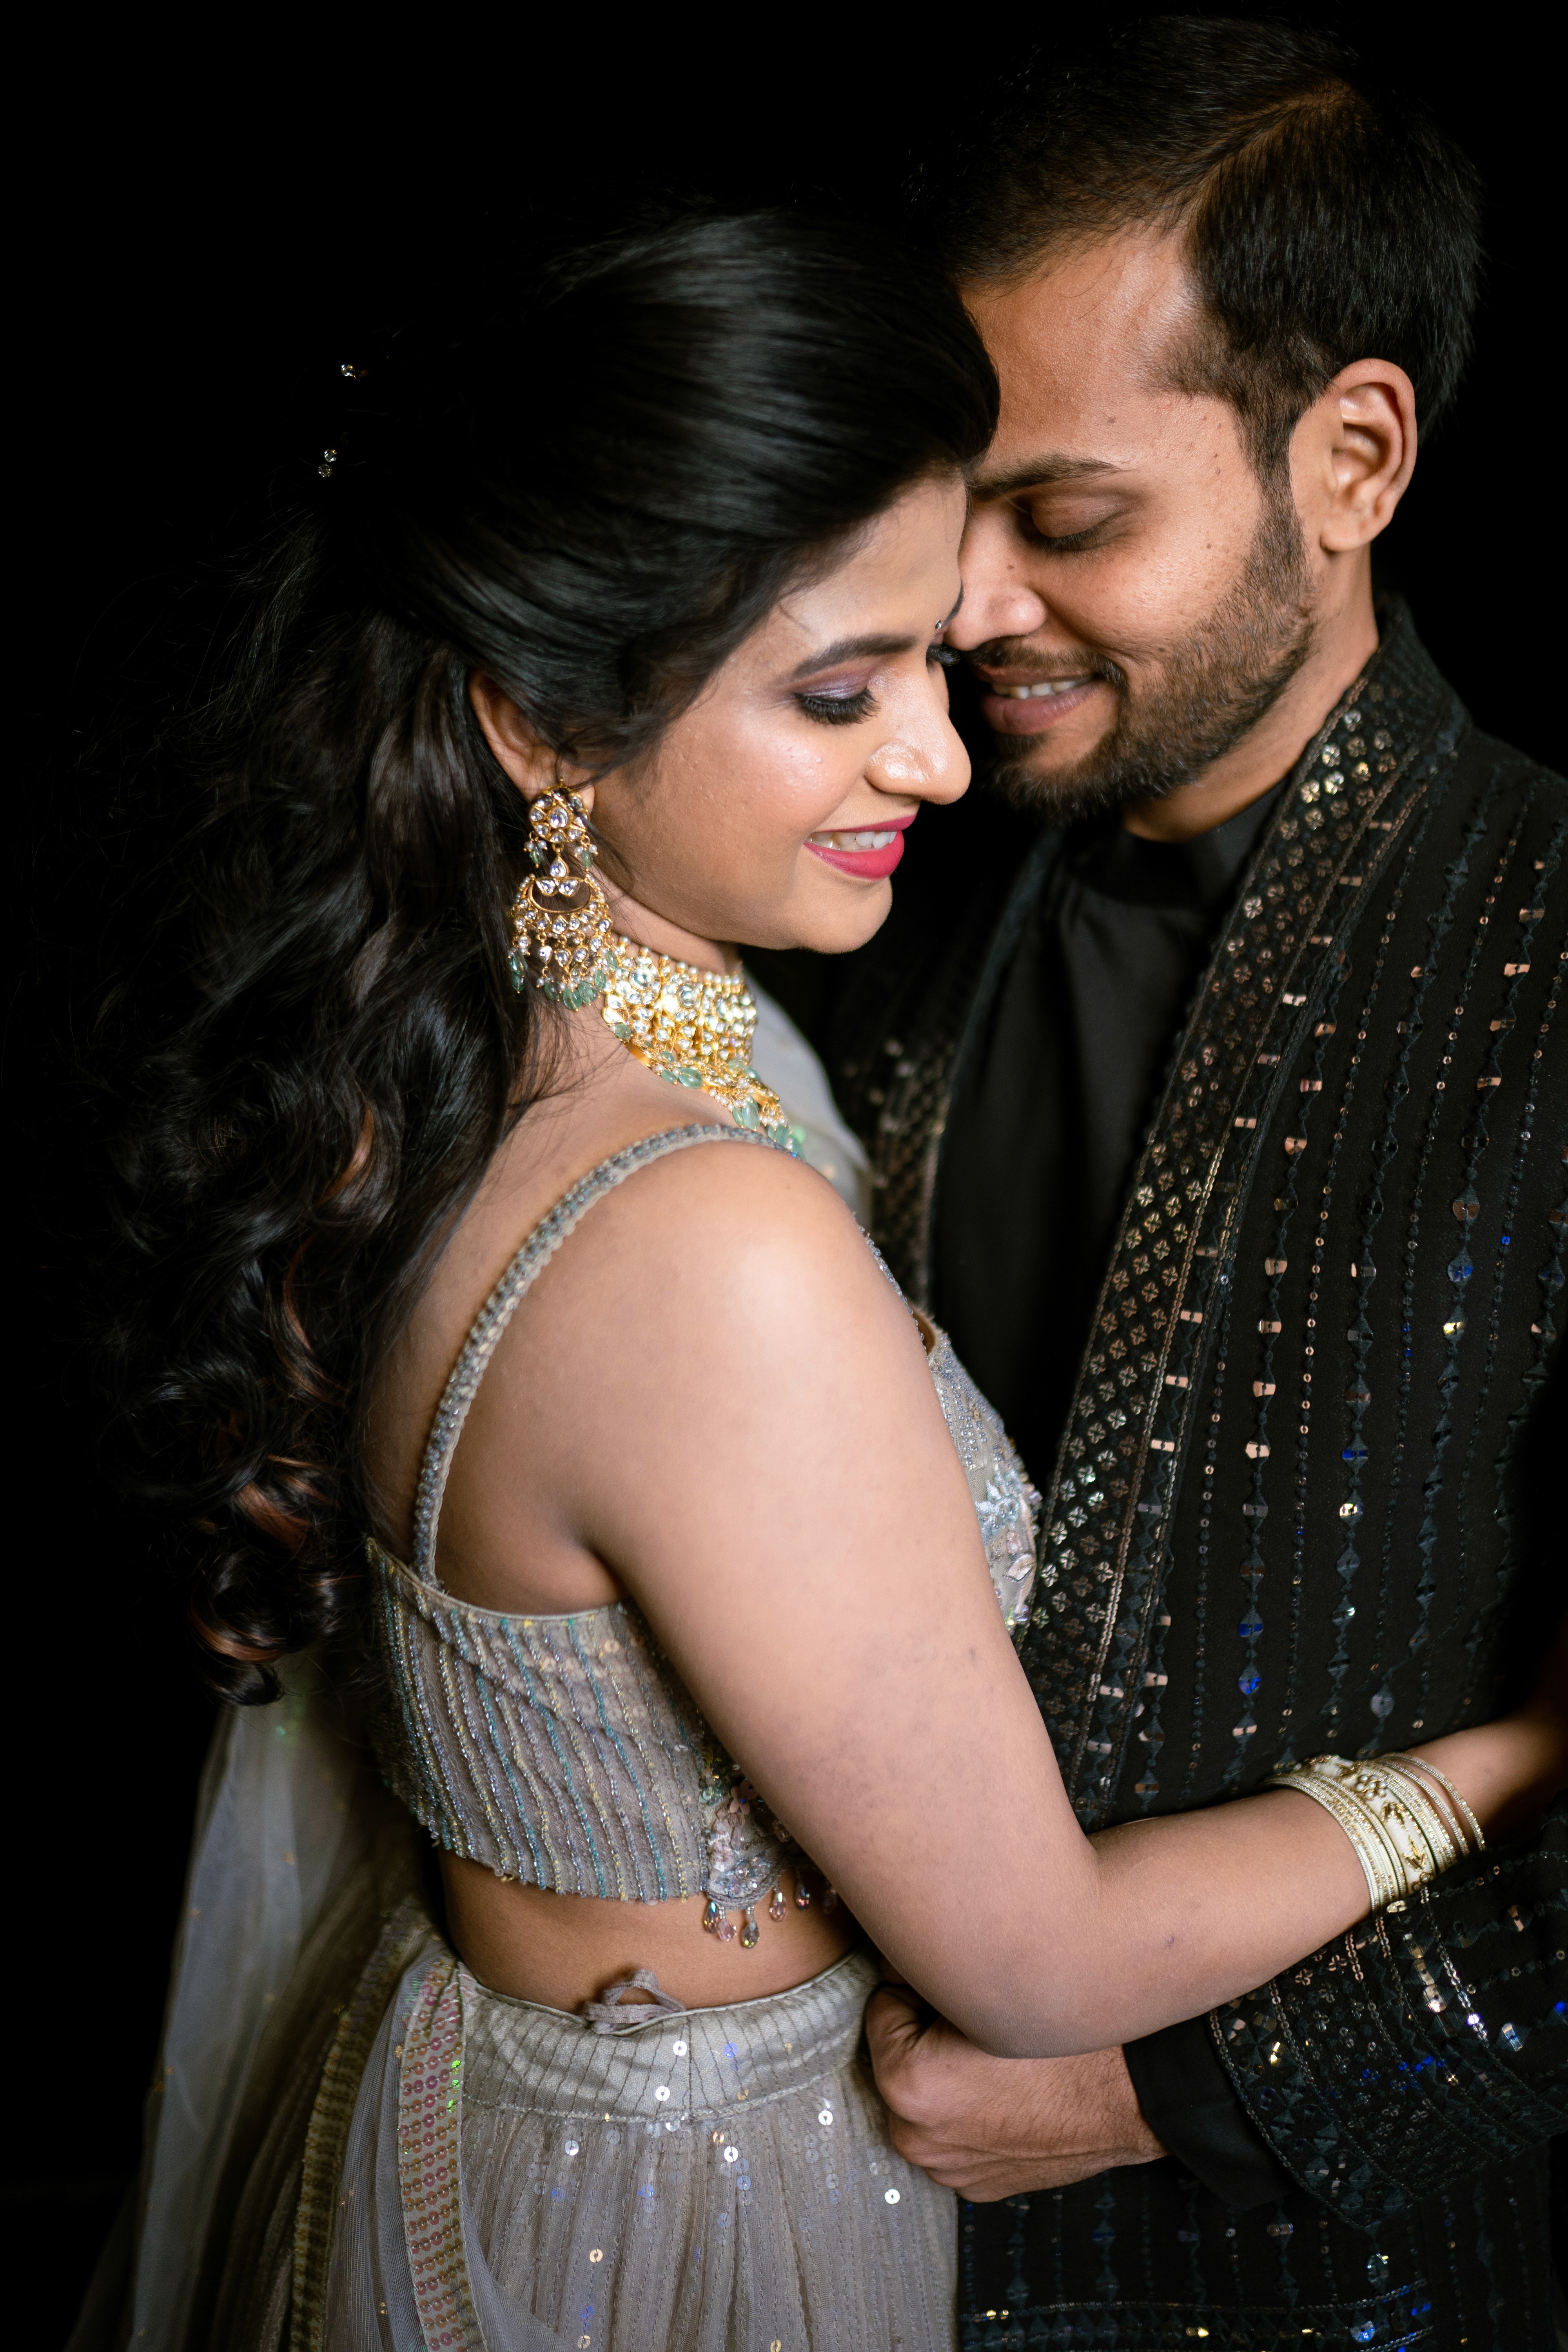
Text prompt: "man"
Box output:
[[760, 18, 1566, 2347]]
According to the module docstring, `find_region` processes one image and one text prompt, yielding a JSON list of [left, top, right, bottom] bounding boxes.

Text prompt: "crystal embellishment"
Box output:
[[508, 790, 617, 1007]]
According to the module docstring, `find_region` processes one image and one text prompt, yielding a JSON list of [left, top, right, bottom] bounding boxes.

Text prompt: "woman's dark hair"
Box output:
[[109, 210, 997, 1702], [928, 16, 1483, 473]]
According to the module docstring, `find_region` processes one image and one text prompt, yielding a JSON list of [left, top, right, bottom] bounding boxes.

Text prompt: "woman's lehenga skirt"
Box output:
[[298, 1915, 956, 2351], [71, 1673, 955, 2352]]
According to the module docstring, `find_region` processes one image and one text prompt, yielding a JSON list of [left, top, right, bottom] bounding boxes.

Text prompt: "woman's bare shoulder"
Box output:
[[466, 1118, 929, 1455], [522, 1123, 902, 1349], [419, 1117, 949, 1612]]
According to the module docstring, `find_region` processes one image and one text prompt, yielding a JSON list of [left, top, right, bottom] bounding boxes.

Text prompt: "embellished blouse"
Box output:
[[368, 1125, 1038, 1916]]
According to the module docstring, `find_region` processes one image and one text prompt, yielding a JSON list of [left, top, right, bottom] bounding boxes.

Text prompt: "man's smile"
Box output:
[[973, 672, 1107, 735]]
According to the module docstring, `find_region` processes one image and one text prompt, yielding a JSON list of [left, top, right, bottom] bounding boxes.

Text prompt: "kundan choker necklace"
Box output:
[[507, 788, 794, 1150], [599, 944, 792, 1145]]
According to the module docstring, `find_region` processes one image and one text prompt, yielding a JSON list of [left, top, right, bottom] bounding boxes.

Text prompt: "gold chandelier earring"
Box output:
[[507, 785, 617, 1005], [505, 774, 795, 1152]]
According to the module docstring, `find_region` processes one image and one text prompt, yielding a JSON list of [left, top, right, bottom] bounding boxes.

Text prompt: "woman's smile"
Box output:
[[805, 809, 917, 879]]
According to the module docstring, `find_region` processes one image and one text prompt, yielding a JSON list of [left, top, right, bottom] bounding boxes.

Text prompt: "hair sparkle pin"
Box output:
[[318, 449, 338, 478]]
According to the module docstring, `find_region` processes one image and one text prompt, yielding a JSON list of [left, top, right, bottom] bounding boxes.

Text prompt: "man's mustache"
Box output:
[[962, 640, 1127, 693]]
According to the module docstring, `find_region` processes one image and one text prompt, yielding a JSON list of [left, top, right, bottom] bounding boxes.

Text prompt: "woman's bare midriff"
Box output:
[[441, 1853, 860, 2013]]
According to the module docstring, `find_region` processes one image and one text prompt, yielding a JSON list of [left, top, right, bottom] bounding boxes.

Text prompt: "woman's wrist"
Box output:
[[1410, 1715, 1568, 1844]]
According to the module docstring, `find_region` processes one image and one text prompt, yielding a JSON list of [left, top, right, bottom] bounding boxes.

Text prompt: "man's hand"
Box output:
[[866, 1983, 1166, 2201]]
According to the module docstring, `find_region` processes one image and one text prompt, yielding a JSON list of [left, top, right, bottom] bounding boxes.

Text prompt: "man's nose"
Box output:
[[949, 513, 1050, 651]]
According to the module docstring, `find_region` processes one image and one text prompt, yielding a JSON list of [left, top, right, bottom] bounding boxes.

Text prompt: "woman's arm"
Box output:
[[461, 1141, 1565, 2058]]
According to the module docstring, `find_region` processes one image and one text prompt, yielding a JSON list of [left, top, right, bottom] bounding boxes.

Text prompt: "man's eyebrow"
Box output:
[[786, 632, 917, 681], [970, 454, 1121, 499]]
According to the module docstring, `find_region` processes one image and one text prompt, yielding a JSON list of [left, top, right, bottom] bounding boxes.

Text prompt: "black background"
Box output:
[[9, 11, 1557, 2336]]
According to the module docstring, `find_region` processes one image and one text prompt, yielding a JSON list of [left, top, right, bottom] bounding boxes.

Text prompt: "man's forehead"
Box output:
[[964, 225, 1203, 465]]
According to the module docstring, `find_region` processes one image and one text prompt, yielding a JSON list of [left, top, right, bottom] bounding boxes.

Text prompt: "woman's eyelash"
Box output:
[[796, 686, 876, 726], [797, 641, 957, 724]]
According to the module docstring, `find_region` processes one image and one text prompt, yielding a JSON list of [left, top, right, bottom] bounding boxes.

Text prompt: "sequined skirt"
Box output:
[[312, 1926, 956, 2351]]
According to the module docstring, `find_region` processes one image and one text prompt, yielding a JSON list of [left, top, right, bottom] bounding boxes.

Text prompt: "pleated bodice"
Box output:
[[368, 1124, 1038, 1907]]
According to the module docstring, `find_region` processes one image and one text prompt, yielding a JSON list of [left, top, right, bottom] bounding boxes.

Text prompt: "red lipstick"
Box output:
[[804, 811, 916, 880]]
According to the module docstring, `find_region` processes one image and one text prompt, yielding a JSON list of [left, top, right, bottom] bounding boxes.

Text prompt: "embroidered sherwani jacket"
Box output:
[[808, 608, 1567, 2351]]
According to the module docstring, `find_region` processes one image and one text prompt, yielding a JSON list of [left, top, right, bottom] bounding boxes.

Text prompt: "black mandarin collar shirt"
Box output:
[[933, 779, 1285, 1497], [929, 775, 1296, 2209]]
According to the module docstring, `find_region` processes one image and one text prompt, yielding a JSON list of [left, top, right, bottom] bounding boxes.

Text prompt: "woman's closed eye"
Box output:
[[796, 681, 877, 726], [795, 641, 956, 727]]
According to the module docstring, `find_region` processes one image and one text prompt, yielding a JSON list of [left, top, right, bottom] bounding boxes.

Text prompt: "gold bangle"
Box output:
[[1373, 1769, 1457, 1882], [1270, 1758, 1405, 1911], [1376, 1765, 1463, 1867], [1381, 1752, 1485, 1856], [1288, 1778, 1387, 1911], [1344, 1763, 1457, 1881], [1269, 1748, 1486, 1919], [1358, 1790, 1428, 1884], [1270, 1755, 1461, 1905], [1378, 1764, 1465, 1872]]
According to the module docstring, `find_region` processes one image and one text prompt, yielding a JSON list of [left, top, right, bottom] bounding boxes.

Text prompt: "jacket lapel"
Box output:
[[1016, 605, 1469, 1821]]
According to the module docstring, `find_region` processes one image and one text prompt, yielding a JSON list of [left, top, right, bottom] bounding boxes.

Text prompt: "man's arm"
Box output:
[[1123, 2012, 1295, 2207]]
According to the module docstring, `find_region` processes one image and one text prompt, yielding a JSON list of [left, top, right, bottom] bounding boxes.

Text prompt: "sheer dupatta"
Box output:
[[69, 1655, 402, 2352]]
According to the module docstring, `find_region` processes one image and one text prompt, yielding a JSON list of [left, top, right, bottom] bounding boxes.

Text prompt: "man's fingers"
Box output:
[[885, 2108, 943, 2165], [886, 2111, 991, 2192], [864, 1983, 928, 2094]]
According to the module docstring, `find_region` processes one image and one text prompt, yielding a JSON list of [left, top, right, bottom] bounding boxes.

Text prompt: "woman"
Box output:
[[91, 212, 1564, 2352]]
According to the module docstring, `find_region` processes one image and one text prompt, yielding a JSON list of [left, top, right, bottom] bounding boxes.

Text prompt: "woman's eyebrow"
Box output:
[[786, 632, 917, 681]]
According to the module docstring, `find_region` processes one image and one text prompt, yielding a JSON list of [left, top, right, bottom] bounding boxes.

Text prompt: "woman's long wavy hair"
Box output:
[[106, 211, 998, 1704]]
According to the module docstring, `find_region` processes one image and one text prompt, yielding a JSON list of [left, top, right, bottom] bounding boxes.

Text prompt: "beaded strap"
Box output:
[[411, 1125, 782, 1583]]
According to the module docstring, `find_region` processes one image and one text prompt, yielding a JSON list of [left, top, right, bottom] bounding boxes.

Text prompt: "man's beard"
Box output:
[[977, 483, 1317, 825]]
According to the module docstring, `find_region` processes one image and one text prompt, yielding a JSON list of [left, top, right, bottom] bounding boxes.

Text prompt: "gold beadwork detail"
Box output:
[[600, 944, 792, 1147]]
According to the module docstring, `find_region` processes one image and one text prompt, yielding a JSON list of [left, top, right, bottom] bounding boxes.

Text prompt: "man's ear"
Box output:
[[1291, 359, 1418, 554], [468, 672, 595, 812]]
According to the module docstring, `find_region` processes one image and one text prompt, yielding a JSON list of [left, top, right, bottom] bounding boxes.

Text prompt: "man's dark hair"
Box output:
[[931, 17, 1483, 472]]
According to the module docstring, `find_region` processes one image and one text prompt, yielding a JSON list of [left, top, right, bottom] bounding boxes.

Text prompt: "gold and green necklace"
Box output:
[[507, 788, 794, 1149]]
